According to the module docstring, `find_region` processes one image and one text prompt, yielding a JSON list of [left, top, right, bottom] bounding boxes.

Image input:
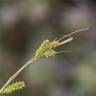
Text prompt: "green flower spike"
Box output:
[[0, 81, 25, 94], [35, 40, 50, 57]]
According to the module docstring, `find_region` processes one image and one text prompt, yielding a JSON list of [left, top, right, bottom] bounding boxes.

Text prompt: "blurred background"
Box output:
[[0, 0, 96, 96]]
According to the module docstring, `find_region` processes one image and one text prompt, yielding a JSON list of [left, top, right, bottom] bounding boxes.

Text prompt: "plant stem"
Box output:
[[0, 57, 37, 92]]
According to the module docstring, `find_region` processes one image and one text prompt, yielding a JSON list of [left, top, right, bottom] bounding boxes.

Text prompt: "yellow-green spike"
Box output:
[[0, 81, 25, 94]]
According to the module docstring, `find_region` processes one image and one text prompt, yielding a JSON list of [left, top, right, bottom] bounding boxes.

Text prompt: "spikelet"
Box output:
[[0, 81, 25, 94], [45, 50, 56, 57], [35, 40, 50, 57]]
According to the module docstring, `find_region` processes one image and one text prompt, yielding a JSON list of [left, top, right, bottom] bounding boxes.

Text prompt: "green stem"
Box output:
[[0, 57, 37, 92]]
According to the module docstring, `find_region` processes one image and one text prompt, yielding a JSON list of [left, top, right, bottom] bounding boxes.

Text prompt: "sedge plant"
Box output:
[[0, 28, 88, 94]]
